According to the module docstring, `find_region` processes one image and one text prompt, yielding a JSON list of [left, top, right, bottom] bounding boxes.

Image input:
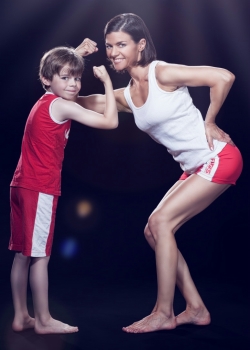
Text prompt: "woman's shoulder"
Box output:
[[155, 61, 188, 87], [155, 61, 180, 74]]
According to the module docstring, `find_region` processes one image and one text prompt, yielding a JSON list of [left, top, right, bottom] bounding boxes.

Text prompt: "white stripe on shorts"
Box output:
[[31, 192, 54, 257], [196, 155, 220, 182]]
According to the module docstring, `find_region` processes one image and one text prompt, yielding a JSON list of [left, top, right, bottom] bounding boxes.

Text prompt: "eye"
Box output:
[[61, 76, 69, 80], [118, 43, 126, 48], [105, 44, 111, 49], [75, 77, 81, 81]]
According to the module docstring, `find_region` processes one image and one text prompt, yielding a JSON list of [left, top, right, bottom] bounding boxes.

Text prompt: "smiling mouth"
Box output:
[[113, 58, 124, 64]]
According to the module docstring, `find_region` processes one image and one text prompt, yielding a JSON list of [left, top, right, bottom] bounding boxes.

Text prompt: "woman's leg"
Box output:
[[123, 175, 230, 333], [145, 181, 211, 325], [11, 252, 35, 331], [29, 256, 78, 334]]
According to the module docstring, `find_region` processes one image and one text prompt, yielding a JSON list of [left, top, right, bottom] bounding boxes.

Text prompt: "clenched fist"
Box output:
[[75, 38, 98, 57], [93, 65, 110, 83]]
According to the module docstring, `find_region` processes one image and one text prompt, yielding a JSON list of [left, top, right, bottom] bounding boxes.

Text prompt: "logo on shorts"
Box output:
[[204, 158, 215, 174]]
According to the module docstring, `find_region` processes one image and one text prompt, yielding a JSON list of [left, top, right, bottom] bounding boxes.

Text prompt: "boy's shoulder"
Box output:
[[28, 93, 61, 124], [39, 92, 59, 102]]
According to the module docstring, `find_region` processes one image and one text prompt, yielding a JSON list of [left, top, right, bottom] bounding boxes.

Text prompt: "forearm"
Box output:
[[205, 70, 235, 124], [102, 79, 118, 128]]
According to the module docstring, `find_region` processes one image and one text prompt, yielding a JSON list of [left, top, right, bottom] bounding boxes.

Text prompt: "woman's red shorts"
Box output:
[[180, 144, 243, 185]]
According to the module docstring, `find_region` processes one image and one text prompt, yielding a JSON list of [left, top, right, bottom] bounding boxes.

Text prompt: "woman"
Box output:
[[76, 13, 243, 333]]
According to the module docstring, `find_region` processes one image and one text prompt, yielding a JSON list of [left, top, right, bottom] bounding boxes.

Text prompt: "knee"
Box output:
[[147, 211, 173, 240], [148, 211, 164, 231], [144, 224, 152, 241], [14, 252, 31, 266]]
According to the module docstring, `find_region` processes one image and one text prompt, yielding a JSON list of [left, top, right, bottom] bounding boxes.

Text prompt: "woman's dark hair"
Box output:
[[39, 46, 84, 90], [104, 13, 157, 67]]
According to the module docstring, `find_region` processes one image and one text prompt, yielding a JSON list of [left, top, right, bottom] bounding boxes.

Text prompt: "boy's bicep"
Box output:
[[56, 100, 102, 126]]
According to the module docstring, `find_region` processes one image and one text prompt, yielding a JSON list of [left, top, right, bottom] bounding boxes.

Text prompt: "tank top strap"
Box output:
[[123, 80, 133, 110], [124, 60, 161, 109], [148, 60, 161, 91]]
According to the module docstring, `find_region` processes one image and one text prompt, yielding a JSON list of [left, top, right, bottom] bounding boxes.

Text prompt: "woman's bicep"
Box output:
[[77, 92, 131, 114], [76, 94, 106, 113]]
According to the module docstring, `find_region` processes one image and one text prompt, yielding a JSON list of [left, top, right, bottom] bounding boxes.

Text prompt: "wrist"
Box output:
[[103, 79, 112, 88], [204, 121, 215, 126]]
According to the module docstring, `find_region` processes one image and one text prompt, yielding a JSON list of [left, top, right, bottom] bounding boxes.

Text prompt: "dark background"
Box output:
[[0, 0, 249, 349]]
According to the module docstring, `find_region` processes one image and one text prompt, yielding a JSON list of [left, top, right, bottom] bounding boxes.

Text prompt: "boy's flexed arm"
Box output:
[[51, 66, 118, 129]]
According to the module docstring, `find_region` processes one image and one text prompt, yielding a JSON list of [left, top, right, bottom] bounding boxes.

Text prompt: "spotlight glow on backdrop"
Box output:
[[60, 237, 80, 259], [63, 196, 100, 232]]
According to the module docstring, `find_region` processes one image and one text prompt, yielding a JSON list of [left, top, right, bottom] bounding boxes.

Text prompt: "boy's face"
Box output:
[[42, 65, 81, 101]]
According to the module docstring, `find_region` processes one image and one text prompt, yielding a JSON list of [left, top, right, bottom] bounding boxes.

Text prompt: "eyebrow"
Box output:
[[106, 41, 127, 46]]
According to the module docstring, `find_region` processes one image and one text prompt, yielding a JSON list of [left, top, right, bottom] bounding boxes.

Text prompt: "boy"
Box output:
[[9, 39, 118, 334]]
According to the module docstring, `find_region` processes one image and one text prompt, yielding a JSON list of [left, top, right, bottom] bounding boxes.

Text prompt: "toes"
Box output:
[[65, 326, 78, 333]]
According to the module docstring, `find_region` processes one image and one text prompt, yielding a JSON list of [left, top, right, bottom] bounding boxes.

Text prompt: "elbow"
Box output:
[[110, 120, 119, 129], [223, 70, 235, 86], [104, 119, 119, 129], [104, 113, 119, 129]]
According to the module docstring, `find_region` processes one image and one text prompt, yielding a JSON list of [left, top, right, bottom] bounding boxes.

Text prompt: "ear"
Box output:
[[138, 38, 146, 51], [41, 76, 51, 86]]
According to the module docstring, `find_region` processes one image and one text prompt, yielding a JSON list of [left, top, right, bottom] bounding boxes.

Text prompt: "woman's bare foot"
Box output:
[[122, 312, 177, 333], [34, 317, 78, 334], [151, 303, 157, 314], [12, 315, 35, 332], [176, 306, 211, 326]]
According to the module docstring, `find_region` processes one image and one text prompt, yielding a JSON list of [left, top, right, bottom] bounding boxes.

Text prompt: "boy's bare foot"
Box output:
[[34, 317, 78, 334], [122, 312, 176, 333], [176, 306, 211, 326], [12, 315, 35, 332]]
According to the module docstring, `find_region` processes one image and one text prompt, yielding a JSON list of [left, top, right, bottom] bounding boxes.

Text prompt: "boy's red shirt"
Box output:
[[11, 93, 71, 196]]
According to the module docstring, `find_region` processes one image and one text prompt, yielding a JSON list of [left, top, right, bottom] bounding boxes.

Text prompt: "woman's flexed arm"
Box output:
[[76, 88, 132, 114]]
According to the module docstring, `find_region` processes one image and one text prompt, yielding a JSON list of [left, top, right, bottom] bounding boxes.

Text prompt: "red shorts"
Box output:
[[180, 144, 243, 185], [9, 187, 58, 257]]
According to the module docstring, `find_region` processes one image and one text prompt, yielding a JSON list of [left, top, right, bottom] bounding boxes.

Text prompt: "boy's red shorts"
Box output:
[[180, 144, 243, 185], [9, 187, 58, 257]]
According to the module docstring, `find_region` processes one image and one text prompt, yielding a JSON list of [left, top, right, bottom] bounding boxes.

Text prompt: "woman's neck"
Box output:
[[127, 64, 150, 84]]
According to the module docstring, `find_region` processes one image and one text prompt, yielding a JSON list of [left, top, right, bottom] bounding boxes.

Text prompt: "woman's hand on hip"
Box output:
[[205, 122, 235, 150]]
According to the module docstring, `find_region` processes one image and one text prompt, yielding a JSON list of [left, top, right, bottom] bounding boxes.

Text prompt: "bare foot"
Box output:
[[34, 317, 78, 334], [151, 303, 157, 314], [122, 312, 176, 333], [176, 306, 211, 326], [12, 315, 35, 332]]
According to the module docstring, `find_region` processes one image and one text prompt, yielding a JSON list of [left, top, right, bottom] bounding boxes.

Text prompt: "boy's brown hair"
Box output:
[[39, 46, 84, 90]]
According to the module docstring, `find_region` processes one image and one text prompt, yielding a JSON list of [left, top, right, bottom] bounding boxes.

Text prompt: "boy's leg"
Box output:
[[11, 252, 35, 331], [30, 256, 78, 334]]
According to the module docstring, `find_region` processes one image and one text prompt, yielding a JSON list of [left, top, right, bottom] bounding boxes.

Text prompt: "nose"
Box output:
[[110, 46, 119, 57], [69, 77, 77, 86]]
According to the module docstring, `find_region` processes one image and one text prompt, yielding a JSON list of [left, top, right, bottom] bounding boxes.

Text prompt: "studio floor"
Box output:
[[0, 277, 249, 350]]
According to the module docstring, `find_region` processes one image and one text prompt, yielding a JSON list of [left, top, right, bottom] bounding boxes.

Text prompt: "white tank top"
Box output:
[[124, 60, 226, 173]]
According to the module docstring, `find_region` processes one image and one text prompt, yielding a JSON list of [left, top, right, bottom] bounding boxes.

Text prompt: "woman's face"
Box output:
[[105, 31, 143, 71]]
